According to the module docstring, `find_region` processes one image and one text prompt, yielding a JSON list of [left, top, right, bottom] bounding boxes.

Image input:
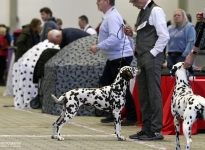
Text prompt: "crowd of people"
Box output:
[[0, 0, 205, 141]]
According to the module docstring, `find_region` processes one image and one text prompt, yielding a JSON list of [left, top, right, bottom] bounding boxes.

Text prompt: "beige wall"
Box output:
[[16, 0, 178, 30], [0, 0, 9, 26], [187, 0, 205, 24], [0, 0, 205, 30]]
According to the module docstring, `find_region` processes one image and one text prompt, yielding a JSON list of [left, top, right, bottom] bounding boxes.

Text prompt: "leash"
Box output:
[[116, 24, 129, 70]]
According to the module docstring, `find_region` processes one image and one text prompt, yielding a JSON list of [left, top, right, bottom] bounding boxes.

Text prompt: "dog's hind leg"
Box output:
[[113, 110, 125, 141], [183, 112, 196, 150], [56, 111, 78, 141], [174, 117, 181, 150], [51, 109, 66, 139]]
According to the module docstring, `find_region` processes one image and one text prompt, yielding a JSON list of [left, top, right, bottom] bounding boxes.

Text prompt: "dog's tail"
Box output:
[[197, 96, 205, 107], [51, 94, 65, 102]]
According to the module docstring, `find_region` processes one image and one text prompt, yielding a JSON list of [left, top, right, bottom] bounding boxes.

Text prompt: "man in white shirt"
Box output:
[[78, 15, 97, 35], [124, 0, 170, 140]]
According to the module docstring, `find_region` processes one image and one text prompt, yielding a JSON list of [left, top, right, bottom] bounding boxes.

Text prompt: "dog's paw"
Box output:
[[118, 136, 126, 141], [51, 135, 57, 139], [57, 136, 64, 141]]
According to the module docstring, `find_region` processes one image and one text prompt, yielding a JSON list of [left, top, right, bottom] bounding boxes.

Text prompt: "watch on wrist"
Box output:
[[191, 49, 198, 55]]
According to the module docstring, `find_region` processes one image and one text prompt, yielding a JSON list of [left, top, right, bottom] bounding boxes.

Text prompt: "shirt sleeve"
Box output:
[[86, 28, 97, 35], [149, 7, 170, 57], [183, 25, 196, 56]]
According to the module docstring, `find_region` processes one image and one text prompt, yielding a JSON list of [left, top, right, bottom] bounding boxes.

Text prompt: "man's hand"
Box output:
[[184, 53, 196, 69], [196, 12, 203, 22], [124, 26, 133, 37], [90, 45, 99, 54]]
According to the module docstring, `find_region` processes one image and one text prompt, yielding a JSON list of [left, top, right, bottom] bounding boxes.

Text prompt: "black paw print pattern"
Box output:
[[42, 35, 105, 115], [42, 35, 137, 116], [12, 40, 60, 108]]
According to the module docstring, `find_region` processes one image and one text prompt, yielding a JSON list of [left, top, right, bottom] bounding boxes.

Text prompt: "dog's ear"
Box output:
[[171, 66, 177, 76], [121, 69, 133, 81]]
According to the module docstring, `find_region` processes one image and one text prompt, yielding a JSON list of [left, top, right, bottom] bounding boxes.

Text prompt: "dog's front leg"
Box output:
[[174, 117, 181, 150], [113, 111, 125, 141]]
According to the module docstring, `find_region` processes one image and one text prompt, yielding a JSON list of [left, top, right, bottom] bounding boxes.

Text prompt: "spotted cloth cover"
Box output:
[[12, 40, 60, 108], [42, 35, 138, 116], [42, 35, 106, 115]]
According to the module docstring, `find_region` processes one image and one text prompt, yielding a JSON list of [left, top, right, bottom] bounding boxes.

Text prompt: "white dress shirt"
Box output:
[[143, 0, 170, 57], [84, 24, 97, 35]]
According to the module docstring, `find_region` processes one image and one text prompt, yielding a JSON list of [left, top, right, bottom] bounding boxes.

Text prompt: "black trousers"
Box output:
[[100, 56, 137, 121], [0, 56, 6, 83]]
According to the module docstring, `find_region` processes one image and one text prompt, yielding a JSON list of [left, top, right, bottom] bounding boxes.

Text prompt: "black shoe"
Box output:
[[138, 131, 164, 140], [129, 131, 146, 139], [121, 119, 137, 126], [100, 115, 114, 123]]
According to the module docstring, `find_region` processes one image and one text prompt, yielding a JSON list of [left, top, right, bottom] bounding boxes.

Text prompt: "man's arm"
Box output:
[[150, 7, 170, 57], [184, 12, 203, 69]]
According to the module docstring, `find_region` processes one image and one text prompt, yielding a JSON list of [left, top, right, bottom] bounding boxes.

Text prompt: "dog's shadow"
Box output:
[[52, 136, 119, 142]]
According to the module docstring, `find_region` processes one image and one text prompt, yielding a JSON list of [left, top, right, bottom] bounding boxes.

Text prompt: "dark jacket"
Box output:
[[33, 48, 59, 83], [60, 28, 90, 49], [40, 17, 59, 42], [16, 24, 40, 62]]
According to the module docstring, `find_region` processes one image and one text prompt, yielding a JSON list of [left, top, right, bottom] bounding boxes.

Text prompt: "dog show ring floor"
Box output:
[[0, 86, 205, 150]]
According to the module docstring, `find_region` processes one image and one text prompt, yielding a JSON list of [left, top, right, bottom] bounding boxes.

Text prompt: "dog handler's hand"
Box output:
[[184, 53, 196, 69], [124, 26, 133, 37], [90, 45, 99, 54], [196, 12, 203, 22]]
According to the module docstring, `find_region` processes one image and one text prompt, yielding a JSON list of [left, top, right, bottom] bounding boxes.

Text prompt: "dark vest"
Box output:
[[135, 1, 159, 56]]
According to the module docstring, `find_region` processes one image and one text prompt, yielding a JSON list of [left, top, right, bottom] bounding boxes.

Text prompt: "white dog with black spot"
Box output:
[[51, 66, 141, 141], [171, 62, 205, 150]]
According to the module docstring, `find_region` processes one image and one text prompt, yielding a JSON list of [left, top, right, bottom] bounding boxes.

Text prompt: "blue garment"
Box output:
[[40, 17, 59, 42], [60, 28, 90, 49], [168, 26, 186, 53], [33, 34, 39, 45], [166, 22, 196, 56], [98, 7, 134, 60], [166, 55, 186, 69]]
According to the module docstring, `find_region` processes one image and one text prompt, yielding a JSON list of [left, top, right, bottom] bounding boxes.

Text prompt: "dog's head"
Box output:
[[120, 66, 141, 81], [171, 62, 194, 79]]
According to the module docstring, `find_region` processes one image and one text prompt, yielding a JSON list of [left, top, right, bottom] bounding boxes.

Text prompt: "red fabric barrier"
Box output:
[[127, 76, 205, 135]]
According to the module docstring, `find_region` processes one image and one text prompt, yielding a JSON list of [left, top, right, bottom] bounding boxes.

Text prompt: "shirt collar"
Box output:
[[143, 0, 151, 10], [102, 7, 114, 20], [84, 24, 90, 31]]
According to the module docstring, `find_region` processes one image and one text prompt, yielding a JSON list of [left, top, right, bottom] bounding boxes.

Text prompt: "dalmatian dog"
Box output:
[[171, 62, 205, 150], [51, 66, 141, 141]]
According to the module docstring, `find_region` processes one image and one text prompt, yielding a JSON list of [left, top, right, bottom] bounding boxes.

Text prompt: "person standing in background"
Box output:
[[90, 0, 137, 126], [124, 0, 169, 140], [15, 18, 41, 62], [56, 18, 63, 30], [166, 9, 196, 69], [78, 15, 97, 35], [0, 27, 9, 86], [39, 7, 59, 41]]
